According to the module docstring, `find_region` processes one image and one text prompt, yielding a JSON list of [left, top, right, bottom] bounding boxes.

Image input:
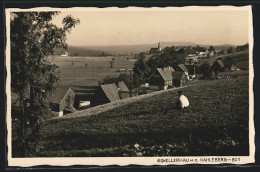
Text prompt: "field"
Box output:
[[24, 72, 249, 157], [50, 55, 135, 87], [49, 55, 135, 100]]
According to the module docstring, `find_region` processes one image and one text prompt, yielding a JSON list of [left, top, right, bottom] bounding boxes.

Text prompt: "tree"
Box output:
[[208, 45, 215, 52], [11, 12, 79, 156], [133, 53, 149, 87], [227, 47, 233, 54], [101, 73, 131, 89], [236, 45, 241, 52], [199, 62, 214, 79], [110, 60, 114, 68]]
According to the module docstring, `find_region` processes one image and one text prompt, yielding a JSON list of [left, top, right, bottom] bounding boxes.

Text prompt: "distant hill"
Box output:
[[54, 42, 237, 56]]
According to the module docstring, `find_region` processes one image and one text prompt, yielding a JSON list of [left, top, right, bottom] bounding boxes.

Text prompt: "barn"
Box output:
[[172, 71, 188, 87], [117, 81, 130, 99], [148, 67, 175, 90], [49, 86, 78, 117], [90, 83, 121, 107], [211, 60, 225, 72]]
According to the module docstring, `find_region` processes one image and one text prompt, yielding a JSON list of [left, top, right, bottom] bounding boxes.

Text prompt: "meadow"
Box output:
[[49, 55, 135, 100], [50, 55, 135, 87], [29, 72, 249, 157]]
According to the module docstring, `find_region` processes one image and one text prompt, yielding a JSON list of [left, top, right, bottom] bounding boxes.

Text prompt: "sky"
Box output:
[[51, 8, 250, 46]]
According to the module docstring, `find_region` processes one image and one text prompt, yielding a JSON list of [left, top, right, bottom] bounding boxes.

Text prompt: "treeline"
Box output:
[[236, 43, 249, 52]]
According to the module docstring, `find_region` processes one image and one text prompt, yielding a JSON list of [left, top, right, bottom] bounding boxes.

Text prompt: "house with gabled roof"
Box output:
[[172, 71, 188, 87], [49, 86, 78, 117], [177, 64, 189, 75], [173, 64, 189, 79], [148, 66, 175, 90], [210, 60, 225, 73], [117, 81, 130, 99], [90, 83, 121, 107]]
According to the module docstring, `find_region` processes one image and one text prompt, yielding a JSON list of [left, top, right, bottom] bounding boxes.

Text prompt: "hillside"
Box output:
[[17, 74, 249, 157]]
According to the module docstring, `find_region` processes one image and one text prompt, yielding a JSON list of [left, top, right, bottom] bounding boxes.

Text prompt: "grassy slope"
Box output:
[[34, 75, 249, 157]]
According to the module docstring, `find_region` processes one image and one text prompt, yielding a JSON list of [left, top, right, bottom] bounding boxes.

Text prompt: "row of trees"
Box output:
[[236, 43, 249, 52], [99, 73, 131, 88], [11, 12, 80, 156]]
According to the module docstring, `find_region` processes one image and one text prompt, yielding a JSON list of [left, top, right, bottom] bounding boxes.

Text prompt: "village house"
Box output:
[[173, 64, 189, 79], [172, 71, 188, 87], [117, 81, 130, 99], [49, 86, 78, 117], [196, 51, 206, 58], [148, 66, 175, 90], [149, 42, 162, 55], [185, 54, 198, 65], [90, 83, 121, 107], [210, 59, 225, 73]]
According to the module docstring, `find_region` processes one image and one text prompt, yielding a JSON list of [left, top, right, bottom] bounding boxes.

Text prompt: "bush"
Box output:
[[199, 62, 212, 79]]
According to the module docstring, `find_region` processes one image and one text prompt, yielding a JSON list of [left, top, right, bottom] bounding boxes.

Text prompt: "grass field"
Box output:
[[50, 55, 135, 87], [25, 71, 249, 157], [49, 55, 135, 100]]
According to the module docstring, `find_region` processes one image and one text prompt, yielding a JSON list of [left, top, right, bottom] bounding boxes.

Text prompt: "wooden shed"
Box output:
[[117, 81, 130, 99], [90, 83, 121, 107], [50, 86, 78, 117], [172, 71, 188, 87], [148, 67, 175, 90]]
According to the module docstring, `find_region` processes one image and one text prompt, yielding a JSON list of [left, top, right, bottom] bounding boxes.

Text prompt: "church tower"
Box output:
[[158, 42, 161, 52]]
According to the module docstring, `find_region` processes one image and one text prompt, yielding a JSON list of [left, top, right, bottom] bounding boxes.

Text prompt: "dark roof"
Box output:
[[118, 81, 129, 92], [178, 64, 189, 72], [216, 60, 225, 68], [100, 83, 121, 102], [172, 71, 185, 80], [156, 67, 173, 81], [150, 48, 159, 53], [50, 86, 75, 104]]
